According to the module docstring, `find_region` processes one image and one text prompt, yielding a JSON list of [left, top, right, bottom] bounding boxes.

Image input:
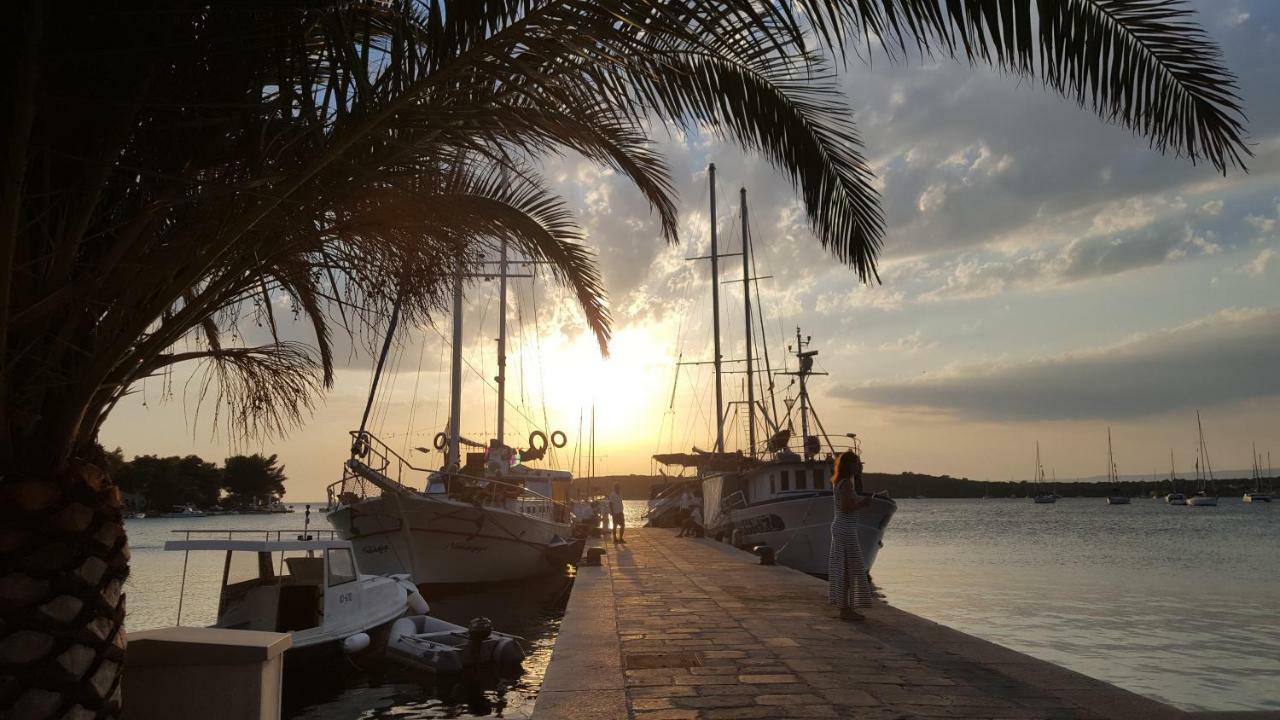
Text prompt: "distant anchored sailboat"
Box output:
[[1105, 428, 1130, 505], [1032, 443, 1057, 504], [1187, 411, 1219, 507], [1164, 450, 1187, 505], [1243, 445, 1272, 504]]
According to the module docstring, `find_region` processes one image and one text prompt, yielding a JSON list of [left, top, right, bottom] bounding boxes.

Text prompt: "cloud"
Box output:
[[838, 308, 1280, 421], [1245, 248, 1278, 277]]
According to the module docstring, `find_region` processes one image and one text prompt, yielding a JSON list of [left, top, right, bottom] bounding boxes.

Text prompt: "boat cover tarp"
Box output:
[[651, 450, 761, 472]]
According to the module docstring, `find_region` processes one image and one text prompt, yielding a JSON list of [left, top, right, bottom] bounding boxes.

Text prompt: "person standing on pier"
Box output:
[[829, 450, 873, 620], [608, 483, 626, 544]]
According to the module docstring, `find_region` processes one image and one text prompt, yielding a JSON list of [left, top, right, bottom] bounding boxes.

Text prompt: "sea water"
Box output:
[[867, 497, 1279, 712], [123, 498, 1279, 715]]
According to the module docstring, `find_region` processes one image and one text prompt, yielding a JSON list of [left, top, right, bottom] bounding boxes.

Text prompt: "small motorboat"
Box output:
[[384, 615, 525, 675], [1165, 492, 1188, 506], [157, 504, 207, 518], [165, 532, 426, 664]]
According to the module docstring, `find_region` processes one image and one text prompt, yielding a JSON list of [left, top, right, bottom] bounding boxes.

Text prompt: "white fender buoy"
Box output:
[[406, 589, 430, 615], [343, 632, 371, 654]]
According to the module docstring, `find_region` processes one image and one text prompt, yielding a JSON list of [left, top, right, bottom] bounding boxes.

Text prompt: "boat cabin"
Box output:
[[703, 459, 833, 528], [164, 538, 411, 647]]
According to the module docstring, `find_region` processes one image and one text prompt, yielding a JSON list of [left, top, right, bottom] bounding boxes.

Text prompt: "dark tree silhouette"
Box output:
[[221, 454, 288, 510]]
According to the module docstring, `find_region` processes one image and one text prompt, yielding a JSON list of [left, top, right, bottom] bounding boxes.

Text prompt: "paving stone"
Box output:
[[539, 529, 1186, 720]]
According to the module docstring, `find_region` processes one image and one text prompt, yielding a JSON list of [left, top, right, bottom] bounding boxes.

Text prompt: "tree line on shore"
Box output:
[[102, 449, 288, 512], [576, 472, 1275, 500]]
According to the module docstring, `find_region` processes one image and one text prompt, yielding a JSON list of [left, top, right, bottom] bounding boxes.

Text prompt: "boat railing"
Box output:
[[168, 528, 341, 542], [330, 431, 575, 524], [721, 490, 749, 513], [641, 480, 697, 519]]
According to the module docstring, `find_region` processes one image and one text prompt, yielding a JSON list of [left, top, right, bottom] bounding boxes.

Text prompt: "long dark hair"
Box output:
[[834, 450, 862, 493]]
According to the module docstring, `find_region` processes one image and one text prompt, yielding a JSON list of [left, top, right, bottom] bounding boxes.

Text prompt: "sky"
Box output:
[[103, 1, 1280, 499]]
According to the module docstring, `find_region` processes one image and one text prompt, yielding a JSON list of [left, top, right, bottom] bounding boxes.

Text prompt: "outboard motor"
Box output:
[[468, 617, 493, 645]]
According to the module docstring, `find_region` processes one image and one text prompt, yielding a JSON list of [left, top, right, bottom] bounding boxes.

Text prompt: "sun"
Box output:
[[532, 323, 676, 465]]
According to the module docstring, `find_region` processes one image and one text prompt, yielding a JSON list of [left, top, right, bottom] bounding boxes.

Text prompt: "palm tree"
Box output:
[[0, 1, 1247, 718]]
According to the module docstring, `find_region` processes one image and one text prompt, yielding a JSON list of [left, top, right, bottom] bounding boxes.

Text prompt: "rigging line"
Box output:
[[748, 215, 780, 431], [530, 275, 556, 465], [431, 338, 446, 434], [357, 289, 404, 439], [420, 322, 546, 434], [373, 334, 406, 440], [401, 330, 429, 459]]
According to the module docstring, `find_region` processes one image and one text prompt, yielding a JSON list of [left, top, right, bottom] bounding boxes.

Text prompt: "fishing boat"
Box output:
[[653, 168, 895, 576], [1105, 428, 1130, 505], [164, 529, 426, 664], [1243, 444, 1272, 503], [1187, 411, 1219, 507], [327, 242, 582, 585], [1032, 443, 1056, 503]]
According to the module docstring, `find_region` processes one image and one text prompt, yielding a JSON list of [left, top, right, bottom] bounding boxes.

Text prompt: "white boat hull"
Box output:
[[1106, 496, 1131, 505], [328, 494, 579, 585], [1187, 495, 1218, 507], [1165, 493, 1187, 505], [1243, 493, 1271, 503], [725, 493, 896, 577]]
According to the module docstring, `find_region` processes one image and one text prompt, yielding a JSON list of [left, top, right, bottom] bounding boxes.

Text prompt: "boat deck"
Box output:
[[533, 527, 1277, 720]]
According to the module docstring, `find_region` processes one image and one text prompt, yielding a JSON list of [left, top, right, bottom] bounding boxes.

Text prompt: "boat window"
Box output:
[[780, 471, 790, 492], [814, 468, 825, 486], [770, 474, 777, 493], [327, 548, 357, 586], [795, 472, 808, 490]]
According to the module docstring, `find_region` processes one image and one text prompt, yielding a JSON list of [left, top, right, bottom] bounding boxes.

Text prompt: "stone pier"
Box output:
[[533, 527, 1275, 720]]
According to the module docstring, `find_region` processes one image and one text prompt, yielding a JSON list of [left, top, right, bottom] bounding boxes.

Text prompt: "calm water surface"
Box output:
[[870, 497, 1279, 712], [125, 499, 1279, 714]]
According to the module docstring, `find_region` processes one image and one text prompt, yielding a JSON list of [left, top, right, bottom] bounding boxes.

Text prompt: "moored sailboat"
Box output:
[[1032, 443, 1056, 503], [327, 244, 582, 585], [1186, 411, 1218, 507], [1243, 444, 1272, 503], [1165, 450, 1187, 505], [1105, 428, 1130, 505], [653, 167, 895, 576]]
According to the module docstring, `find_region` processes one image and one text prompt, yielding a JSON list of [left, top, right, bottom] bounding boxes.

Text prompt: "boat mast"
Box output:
[[496, 240, 508, 448], [447, 253, 464, 470], [1169, 449, 1176, 492], [357, 289, 404, 442], [1107, 427, 1116, 483], [709, 164, 725, 452], [740, 188, 756, 458], [1196, 410, 1215, 491], [795, 328, 811, 455]]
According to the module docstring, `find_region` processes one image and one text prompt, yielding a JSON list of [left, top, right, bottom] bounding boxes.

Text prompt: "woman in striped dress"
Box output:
[[829, 450, 873, 620]]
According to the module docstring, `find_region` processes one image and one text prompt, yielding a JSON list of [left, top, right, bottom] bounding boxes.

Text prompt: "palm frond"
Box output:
[[802, 0, 1249, 171]]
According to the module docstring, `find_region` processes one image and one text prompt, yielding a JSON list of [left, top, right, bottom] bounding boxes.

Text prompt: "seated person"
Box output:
[[679, 504, 704, 538]]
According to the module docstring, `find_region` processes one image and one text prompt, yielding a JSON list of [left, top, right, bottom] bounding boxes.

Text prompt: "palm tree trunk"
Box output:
[[0, 457, 129, 720]]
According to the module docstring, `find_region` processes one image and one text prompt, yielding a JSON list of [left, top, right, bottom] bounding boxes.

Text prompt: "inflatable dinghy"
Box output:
[[385, 615, 524, 675]]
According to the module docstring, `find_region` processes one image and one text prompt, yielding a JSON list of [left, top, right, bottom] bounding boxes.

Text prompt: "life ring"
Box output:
[[433, 432, 448, 451], [550, 430, 567, 448], [528, 430, 549, 452], [351, 436, 369, 458]]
